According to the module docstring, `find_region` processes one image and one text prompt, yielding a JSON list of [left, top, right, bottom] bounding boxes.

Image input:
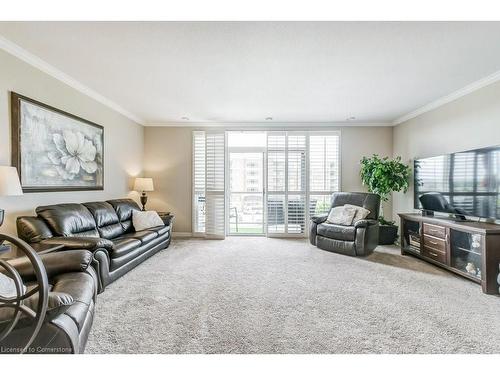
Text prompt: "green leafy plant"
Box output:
[[360, 155, 411, 225]]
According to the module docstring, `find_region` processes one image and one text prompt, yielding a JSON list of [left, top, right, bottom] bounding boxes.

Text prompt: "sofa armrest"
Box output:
[[354, 219, 378, 228], [8, 250, 93, 281], [39, 236, 113, 251], [310, 214, 328, 224]]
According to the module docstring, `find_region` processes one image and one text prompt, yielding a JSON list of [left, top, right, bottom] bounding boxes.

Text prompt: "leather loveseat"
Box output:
[[309, 192, 380, 257], [1, 248, 97, 354], [16, 199, 171, 292]]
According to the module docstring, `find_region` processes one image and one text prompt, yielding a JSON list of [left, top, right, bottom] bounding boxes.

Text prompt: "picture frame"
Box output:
[[10, 92, 104, 192]]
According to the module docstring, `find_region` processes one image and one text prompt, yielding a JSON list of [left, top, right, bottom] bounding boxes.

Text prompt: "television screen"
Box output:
[[414, 145, 500, 219]]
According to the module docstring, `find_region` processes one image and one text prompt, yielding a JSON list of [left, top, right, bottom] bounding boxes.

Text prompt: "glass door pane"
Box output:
[[229, 152, 264, 235], [450, 230, 483, 279]]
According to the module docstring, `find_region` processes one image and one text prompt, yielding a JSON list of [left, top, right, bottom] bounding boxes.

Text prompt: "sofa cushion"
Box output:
[[16, 216, 54, 243], [111, 238, 142, 258], [36, 204, 99, 237], [118, 230, 158, 244], [83, 201, 123, 239], [149, 225, 169, 236], [107, 199, 141, 233], [317, 223, 356, 241], [51, 272, 95, 332], [0, 288, 73, 327], [330, 192, 380, 220]]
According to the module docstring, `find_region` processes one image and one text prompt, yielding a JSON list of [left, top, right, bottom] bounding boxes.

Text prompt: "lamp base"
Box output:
[[140, 193, 148, 211]]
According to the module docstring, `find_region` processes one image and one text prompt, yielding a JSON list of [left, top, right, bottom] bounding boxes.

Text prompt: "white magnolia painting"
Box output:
[[13, 94, 104, 191]]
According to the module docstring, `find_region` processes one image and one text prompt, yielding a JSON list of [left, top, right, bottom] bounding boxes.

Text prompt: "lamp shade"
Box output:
[[133, 177, 154, 192], [0, 166, 23, 196]]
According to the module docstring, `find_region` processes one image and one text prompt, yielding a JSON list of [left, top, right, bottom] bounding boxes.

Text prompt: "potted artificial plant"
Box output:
[[360, 155, 411, 245]]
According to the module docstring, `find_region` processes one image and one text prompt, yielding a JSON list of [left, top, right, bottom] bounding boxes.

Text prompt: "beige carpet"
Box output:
[[86, 237, 500, 353]]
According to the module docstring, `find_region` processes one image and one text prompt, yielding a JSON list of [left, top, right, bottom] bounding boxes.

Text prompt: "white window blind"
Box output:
[[192, 131, 206, 234], [205, 131, 226, 238], [309, 134, 340, 218], [192, 130, 226, 238], [267, 133, 286, 235], [266, 132, 309, 236]]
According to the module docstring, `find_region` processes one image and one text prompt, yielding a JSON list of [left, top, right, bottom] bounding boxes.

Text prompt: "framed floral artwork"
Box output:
[[11, 92, 104, 192]]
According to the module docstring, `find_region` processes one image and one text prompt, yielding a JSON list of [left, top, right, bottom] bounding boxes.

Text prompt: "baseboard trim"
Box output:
[[172, 232, 192, 238]]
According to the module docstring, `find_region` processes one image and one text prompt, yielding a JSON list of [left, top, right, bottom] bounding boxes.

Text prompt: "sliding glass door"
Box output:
[[228, 152, 265, 235]]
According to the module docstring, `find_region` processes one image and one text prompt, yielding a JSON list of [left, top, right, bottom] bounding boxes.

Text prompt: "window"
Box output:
[[266, 131, 340, 236], [194, 130, 340, 238], [309, 134, 340, 217]]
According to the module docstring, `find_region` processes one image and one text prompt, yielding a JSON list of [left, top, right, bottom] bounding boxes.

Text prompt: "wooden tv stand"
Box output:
[[398, 213, 500, 295]]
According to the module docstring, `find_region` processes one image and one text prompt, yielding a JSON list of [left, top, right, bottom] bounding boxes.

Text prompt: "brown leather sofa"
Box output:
[[16, 199, 171, 293], [1, 249, 97, 354]]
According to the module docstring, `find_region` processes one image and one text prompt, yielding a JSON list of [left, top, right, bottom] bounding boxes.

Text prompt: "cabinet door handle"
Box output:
[[428, 251, 438, 257]]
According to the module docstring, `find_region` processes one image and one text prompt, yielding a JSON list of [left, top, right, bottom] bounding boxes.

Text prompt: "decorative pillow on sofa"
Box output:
[[132, 210, 164, 231], [344, 204, 371, 223], [326, 206, 357, 226]]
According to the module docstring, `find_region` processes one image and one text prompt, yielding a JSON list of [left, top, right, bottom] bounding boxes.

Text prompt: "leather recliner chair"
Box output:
[[309, 192, 380, 256], [1, 249, 97, 354], [16, 199, 171, 293]]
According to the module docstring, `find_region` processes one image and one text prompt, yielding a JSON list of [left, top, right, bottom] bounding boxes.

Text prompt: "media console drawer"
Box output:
[[422, 246, 446, 264], [422, 234, 446, 252], [423, 223, 446, 239]]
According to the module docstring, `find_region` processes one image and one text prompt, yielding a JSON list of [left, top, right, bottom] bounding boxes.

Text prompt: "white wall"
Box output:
[[144, 125, 393, 233], [392, 80, 500, 222], [0, 49, 144, 235]]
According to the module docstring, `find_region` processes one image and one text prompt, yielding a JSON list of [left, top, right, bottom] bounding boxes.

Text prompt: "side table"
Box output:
[[157, 212, 175, 228], [0, 242, 64, 261]]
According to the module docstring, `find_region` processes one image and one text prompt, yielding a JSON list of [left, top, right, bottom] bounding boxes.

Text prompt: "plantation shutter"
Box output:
[[308, 134, 340, 217], [266, 132, 307, 236], [192, 131, 206, 234], [286, 133, 307, 234], [267, 133, 286, 234], [205, 131, 226, 238]]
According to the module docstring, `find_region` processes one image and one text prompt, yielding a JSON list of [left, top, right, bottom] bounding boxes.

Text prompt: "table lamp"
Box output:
[[0, 166, 23, 227], [133, 177, 154, 211]]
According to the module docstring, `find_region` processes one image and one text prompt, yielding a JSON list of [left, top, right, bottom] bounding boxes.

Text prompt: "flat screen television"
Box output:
[[414, 145, 500, 220]]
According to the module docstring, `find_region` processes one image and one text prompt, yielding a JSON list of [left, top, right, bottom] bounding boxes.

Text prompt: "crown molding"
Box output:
[[144, 121, 392, 128], [0, 35, 145, 125], [393, 69, 500, 125]]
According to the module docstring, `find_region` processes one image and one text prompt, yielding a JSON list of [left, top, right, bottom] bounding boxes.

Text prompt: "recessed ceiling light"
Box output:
[[181, 116, 190, 121], [265, 117, 273, 121]]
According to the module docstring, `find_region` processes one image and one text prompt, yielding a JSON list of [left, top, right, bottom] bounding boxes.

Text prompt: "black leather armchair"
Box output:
[[1, 246, 97, 354], [310, 192, 380, 256]]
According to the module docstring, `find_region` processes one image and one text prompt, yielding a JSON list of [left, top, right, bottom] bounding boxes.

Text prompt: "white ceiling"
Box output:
[[1, 21, 500, 126]]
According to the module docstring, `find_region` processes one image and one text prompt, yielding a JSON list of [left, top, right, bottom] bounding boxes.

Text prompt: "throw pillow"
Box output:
[[132, 210, 164, 231], [345, 204, 371, 223], [0, 272, 25, 299], [326, 206, 357, 226]]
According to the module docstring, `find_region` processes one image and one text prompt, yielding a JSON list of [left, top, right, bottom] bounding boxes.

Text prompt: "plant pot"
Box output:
[[378, 224, 398, 245]]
